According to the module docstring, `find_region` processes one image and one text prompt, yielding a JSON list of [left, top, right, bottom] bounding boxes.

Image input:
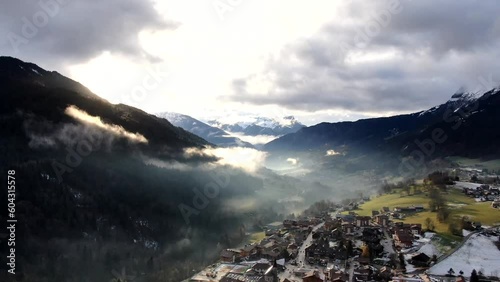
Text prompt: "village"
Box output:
[[458, 183, 500, 209], [187, 175, 500, 282], [187, 204, 499, 282]]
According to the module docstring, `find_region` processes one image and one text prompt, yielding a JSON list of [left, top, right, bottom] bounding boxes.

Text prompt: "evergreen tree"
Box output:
[[470, 269, 479, 282]]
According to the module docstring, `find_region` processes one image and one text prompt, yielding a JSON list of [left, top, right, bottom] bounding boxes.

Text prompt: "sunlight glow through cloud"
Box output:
[[286, 158, 299, 165], [325, 149, 341, 156], [184, 146, 267, 173]]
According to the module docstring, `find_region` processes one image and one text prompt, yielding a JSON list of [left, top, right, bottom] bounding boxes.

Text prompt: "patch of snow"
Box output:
[[453, 181, 482, 190], [32, 68, 41, 75], [403, 254, 418, 273], [381, 239, 395, 255], [157, 112, 187, 124], [73, 192, 82, 199], [428, 233, 500, 277], [459, 167, 483, 173], [209, 116, 303, 131], [40, 173, 50, 180], [144, 240, 158, 250], [418, 242, 441, 257], [419, 105, 440, 116], [448, 203, 467, 209], [254, 117, 280, 128], [135, 219, 149, 227], [401, 247, 418, 254], [416, 237, 431, 244], [425, 232, 436, 239]]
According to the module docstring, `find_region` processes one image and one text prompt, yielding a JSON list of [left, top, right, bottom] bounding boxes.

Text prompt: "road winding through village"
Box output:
[[279, 222, 325, 281]]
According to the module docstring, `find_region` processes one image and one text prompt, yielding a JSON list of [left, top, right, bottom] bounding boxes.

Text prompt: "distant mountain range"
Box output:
[[207, 116, 305, 137], [155, 112, 253, 148], [264, 87, 500, 170]]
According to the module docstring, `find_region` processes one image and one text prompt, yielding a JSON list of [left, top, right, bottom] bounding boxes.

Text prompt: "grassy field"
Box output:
[[356, 188, 500, 237], [447, 156, 500, 171], [248, 231, 266, 243]]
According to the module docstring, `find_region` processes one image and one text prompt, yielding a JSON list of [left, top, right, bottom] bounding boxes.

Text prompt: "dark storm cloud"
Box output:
[[0, 0, 176, 66], [231, 0, 500, 114]]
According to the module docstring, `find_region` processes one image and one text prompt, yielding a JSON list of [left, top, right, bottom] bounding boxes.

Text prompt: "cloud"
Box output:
[[223, 197, 258, 213], [23, 106, 148, 151], [230, 0, 500, 115], [225, 132, 278, 145], [184, 147, 267, 173], [286, 158, 299, 166], [143, 158, 193, 171], [23, 115, 114, 151], [325, 150, 341, 156], [27, 124, 108, 150], [65, 105, 148, 143], [0, 0, 177, 66]]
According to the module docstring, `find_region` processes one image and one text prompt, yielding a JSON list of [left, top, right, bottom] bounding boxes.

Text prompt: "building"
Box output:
[[356, 216, 371, 227], [375, 215, 389, 226], [337, 214, 356, 224], [410, 224, 422, 235], [220, 273, 265, 282], [492, 201, 500, 209], [353, 268, 371, 282], [325, 218, 340, 230], [283, 219, 296, 229], [240, 244, 257, 258], [414, 205, 425, 212], [326, 270, 348, 282], [393, 229, 414, 248], [409, 253, 430, 267], [302, 270, 325, 282], [221, 249, 241, 263], [251, 262, 273, 276], [342, 223, 354, 234], [394, 207, 416, 213]]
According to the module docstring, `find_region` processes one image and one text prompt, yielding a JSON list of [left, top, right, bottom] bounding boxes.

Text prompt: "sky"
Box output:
[[1, 0, 500, 126]]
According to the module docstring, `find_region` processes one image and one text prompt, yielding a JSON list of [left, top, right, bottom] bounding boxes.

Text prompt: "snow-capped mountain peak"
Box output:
[[207, 116, 305, 137], [155, 112, 253, 148], [253, 116, 299, 129], [448, 87, 477, 103]]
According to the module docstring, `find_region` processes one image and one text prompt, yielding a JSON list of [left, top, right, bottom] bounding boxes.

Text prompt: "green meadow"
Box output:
[[356, 188, 500, 237]]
